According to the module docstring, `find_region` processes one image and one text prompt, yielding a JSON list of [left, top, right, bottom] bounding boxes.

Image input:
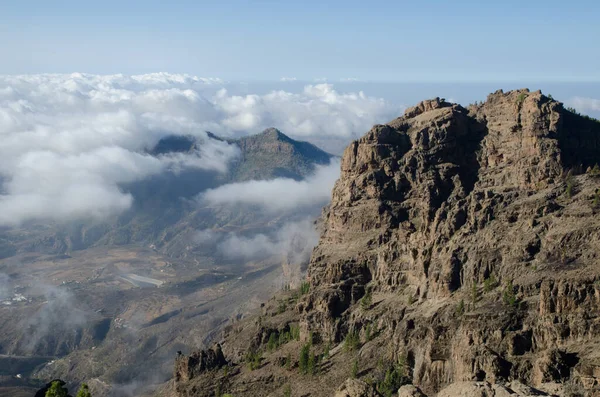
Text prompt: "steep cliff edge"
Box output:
[[170, 89, 600, 397]]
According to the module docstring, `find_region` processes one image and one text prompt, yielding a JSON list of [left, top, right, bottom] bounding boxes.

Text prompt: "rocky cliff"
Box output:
[[170, 89, 600, 397]]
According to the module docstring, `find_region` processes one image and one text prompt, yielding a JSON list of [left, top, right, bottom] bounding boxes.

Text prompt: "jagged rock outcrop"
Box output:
[[174, 345, 227, 382], [170, 89, 600, 397], [298, 89, 600, 394]]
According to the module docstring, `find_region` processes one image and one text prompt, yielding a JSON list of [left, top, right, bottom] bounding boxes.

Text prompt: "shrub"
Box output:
[[267, 332, 278, 351], [245, 349, 262, 370], [456, 299, 465, 316], [516, 93, 527, 105], [503, 281, 518, 308], [289, 324, 301, 341], [361, 287, 372, 310], [566, 180, 575, 198], [277, 301, 287, 314], [590, 164, 600, 177], [344, 330, 360, 352], [483, 275, 497, 292], [76, 383, 92, 397], [307, 352, 317, 375], [351, 359, 359, 378], [300, 281, 310, 295], [365, 322, 373, 342], [283, 384, 292, 397], [299, 343, 311, 374], [45, 381, 68, 397], [593, 190, 600, 208], [323, 342, 330, 359], [285, 353, 292, 370], [279, 330, 291, 346], [376, 358, 410, 397], [565, 170, 576, 198]]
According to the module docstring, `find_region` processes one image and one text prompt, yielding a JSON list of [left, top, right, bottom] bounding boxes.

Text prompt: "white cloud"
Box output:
[[201, 159, 340, 212], [280, 77, 297, 82], [0, 73, 398, 225], [567, 97, 600, 113], [195, 218, 319, 266], [23, 282, 90, 352], [214, 84, 399, 139]]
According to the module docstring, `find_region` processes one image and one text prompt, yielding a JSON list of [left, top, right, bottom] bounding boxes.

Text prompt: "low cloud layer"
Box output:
[[196, 160, 338, 284], [196, 218, 319, 264], [24, 283, 90, 352], [0, 73, 397, 226], [201, 159, 340, 213], [568, 97, 600, 113], [214, 85, 398, 140]]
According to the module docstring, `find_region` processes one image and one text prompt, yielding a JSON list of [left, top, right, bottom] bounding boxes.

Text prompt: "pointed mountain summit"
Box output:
[[229, 128, 334, 181], [149, 128, 334, 182]]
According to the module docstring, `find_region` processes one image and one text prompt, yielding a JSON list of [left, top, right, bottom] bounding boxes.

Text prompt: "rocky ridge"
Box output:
[[170, 89, 600, 397]]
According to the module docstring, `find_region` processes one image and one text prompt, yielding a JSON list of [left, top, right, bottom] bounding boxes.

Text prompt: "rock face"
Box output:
[[174, 345, 227, 382], [334, 378, 379, 397], [301, 90, 600, 393], [398, 384, 427, 397], [170, 90, 600, 397], [230, 127, 334, 181]]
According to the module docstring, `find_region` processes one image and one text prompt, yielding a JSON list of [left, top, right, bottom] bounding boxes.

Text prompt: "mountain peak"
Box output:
[[256, 127, 292, 142], [230, 128, 333, 181], [173, 89, 600, 397]]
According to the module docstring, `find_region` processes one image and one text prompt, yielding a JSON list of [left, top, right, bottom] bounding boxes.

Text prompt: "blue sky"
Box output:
[[2, 0, 599, 82]]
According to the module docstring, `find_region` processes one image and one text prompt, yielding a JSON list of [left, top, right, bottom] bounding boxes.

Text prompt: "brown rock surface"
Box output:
[[174, 345, 227, 382], [398, 384, 427, 396], [334, 378, 379, 397], [168, 90, 600, 397]]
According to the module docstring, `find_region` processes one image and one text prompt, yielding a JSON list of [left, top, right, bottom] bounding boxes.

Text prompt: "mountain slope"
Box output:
[[171, 89, 600, 397], [0, 129, 334, 396], [227, 128, 334, 182], [0, 129, 334, 256]]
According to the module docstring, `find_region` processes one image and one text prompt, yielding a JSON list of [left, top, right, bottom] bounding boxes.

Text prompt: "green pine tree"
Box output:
[[45, 381, 68, 397], [299, 343, 310, 374], [456, 299, 465, 316], [76, 383, 92, 397], [307, 353, 317, 375], [351, 359, 359, 379]]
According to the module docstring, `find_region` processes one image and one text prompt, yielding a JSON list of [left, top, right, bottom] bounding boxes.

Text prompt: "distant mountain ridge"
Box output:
[[152, 128, 334, 182], [228, 128, 334, 181], [0, 128, 334, 257]]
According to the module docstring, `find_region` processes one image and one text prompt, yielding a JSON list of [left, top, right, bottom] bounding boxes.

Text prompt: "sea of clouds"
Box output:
[[0, 72, 400, 226]]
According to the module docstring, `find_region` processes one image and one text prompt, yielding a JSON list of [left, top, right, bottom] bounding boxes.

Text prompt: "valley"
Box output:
[[0, 128, 334, 396], [0, 243, 286, 396]]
